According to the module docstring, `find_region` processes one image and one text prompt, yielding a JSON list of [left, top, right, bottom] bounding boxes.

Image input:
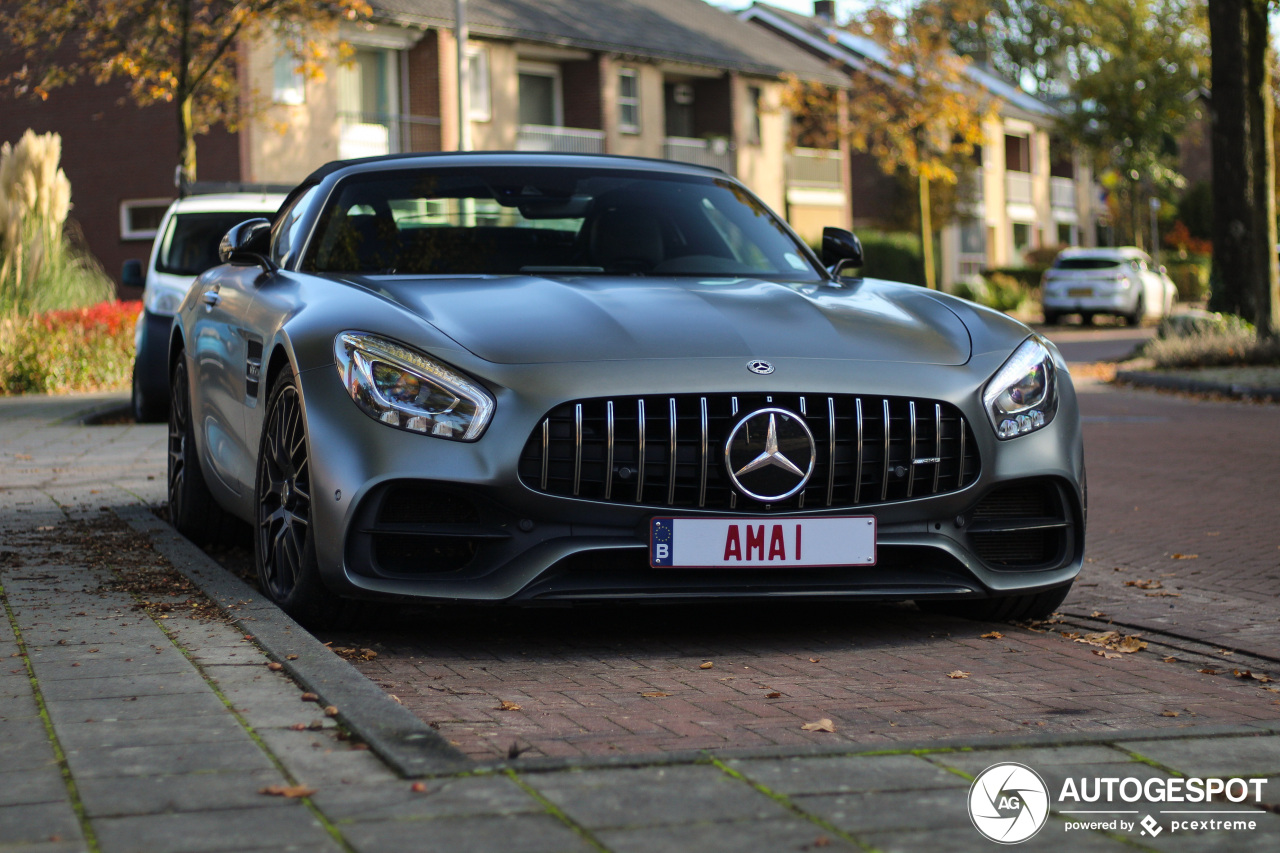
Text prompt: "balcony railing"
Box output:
[[1051, 176, 1076, 209], [1005, 171, 1033, 206], [338, 112, 442, 159], [786, 147, 843, 187], [517, 125, 606, 154], [663, 137, 735, 174]]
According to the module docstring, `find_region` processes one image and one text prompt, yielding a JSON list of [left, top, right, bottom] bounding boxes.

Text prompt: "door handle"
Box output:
[[202, 290, 221, 307]]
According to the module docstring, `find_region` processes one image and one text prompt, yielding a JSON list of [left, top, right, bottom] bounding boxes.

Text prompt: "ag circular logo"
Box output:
[[724, 408, 815, 502], [968, 762, 1050, 844]]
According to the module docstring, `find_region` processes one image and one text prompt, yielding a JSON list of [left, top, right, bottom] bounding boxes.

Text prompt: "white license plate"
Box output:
[[650, 516, 876, 568]]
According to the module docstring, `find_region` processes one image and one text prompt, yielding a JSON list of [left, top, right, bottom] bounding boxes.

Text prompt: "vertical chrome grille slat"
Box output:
[[907, 400, 917, 499], [573, 404, 583, 496], [540, 417, 550, 491], [799, 396, 807, 416], [604, 400, 615, 500], [667, 397, 678, 506], [932, 404, 942, 494], [854, 398, 864, 504], [826, 396, 835, 507], [636, 399, 646, 502], [698, 397, 708, 508], [880, 398, 891, 502], [958, 416, 967, 489]]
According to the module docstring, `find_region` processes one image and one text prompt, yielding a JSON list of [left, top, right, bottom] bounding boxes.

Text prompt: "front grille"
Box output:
[[518, 393, 979, 512], [967, 480, 1073, 569]]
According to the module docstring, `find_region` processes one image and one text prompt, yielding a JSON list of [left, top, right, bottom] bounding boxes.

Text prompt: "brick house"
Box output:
[[741, 1, 1102, 290]]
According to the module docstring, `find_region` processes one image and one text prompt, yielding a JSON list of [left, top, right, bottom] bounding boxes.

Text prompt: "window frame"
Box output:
[[618, 67, 640, 134], [120, 199, 173, 241], [517, 61, 564, 128]]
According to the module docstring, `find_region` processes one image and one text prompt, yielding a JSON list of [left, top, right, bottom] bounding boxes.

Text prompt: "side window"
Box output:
[[272, 186, 319, 267]]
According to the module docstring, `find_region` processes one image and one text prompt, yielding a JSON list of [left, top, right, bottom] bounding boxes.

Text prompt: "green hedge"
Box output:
[[982, 266, 1046, 289], [1165, 255, 1210, 303]]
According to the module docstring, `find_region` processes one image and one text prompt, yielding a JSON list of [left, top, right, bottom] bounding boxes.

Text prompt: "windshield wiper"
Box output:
[[519, 265, 606, 274]]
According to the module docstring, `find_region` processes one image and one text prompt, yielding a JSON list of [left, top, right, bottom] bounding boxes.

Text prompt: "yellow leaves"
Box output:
[[801, 718, 836, 733], [496, 700, 522, 712], [699, 661, 714, 670], [947, 670, 971, 679], [1171, 553, 1199, 560], [639, 691, 670, 698], [1074, 631, 1147, 657], [260, 784, 314, 798], [1124, 579, 1163, 590], [980, 631, 1004, 640]]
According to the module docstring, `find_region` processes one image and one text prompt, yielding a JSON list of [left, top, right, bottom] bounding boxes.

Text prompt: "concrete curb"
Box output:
[[1116, 369, 1280, 400], [115, 506, 471, 778]]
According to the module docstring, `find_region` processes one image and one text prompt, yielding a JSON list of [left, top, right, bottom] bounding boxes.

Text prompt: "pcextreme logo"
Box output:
[[966, 762, 1269, 844]]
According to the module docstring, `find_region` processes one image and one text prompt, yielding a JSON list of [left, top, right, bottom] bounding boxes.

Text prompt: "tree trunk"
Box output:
[[176, 0, 196, 184], [180, 95, 197, 183], [1208, 0, 1278, 337], [919, 173, 935, 289]]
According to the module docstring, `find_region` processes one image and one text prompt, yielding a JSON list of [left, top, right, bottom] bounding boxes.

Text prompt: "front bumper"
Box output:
[[293, 354, 1086, 605], [133, 308, 176, 397]]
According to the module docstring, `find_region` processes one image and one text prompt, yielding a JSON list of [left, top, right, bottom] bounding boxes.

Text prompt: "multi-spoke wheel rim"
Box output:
[[257, 384, 311, 601], [167, 363, 189, 519]]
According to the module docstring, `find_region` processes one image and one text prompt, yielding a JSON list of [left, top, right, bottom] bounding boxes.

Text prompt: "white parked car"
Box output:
[[126, 190, 286, 421], [1040, 247, 1176, 326]]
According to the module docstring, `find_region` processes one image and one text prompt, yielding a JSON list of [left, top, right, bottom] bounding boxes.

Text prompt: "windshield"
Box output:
[[156, 211, 270, 276], [1054, 258, 1124, 270], [303, 166, 823, 280]]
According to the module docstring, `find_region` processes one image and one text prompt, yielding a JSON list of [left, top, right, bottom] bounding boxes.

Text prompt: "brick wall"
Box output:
[[406, 30, 443, 152], [561, 59, 603, 130], [1, 63, 240, 297]]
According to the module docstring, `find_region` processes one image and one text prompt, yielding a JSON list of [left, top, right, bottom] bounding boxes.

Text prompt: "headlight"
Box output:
[[145, 287, 183, 316], [983, 336, 1058, 439], [334, 332, 494, 441]]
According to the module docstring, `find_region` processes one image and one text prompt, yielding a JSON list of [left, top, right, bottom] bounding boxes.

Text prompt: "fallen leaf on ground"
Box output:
[[267, 662, 283, 671], [1163, 656, 1178, 663], [410, 782, 428, 793], [766, 692, 782, 699], [1171, 553, 1198, 560], [1124, 579, 1163, 589], [980, 631, 1004, 639], [809, 657, 821, 663], [801, 718, 836, 732], [389, 694, 402, 704], [947, 670, 970, 679], [300, 692, 319, 703], [259, 785, 314, 798], [1252, 673, 1274, 683], [1146, 592, 1182, 597], [496, 700, 522, 711], [699, 662, 714, 669], [1115, 636, 1148, 653], [286, 654, 299, 660], [1090, 611, 1108, 619], [1160, 711, 1180, 717], [1093, 650, 1123, 660], [289, 723, 307, 731], [1198, 668, 1219, 675], [640, 691, 670, 698], [323, 705, 339, 717]]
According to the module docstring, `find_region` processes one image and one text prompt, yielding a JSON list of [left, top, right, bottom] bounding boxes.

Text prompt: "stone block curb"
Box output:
[[114, 506, 470, 777], [1116, 369, 1280, 400]]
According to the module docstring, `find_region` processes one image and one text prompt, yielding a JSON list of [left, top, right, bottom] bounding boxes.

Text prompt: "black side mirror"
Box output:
[[218, 219, 276, 271], [822, 227, 863, 274], [121, 258, 144, 288]]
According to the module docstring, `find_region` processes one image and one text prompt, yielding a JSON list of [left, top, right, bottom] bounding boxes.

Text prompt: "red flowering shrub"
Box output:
[[1, 300, 141, 395]]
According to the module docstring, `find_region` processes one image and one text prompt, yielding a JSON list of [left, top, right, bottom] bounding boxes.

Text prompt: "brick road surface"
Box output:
[[325, 376, 1280, 760]]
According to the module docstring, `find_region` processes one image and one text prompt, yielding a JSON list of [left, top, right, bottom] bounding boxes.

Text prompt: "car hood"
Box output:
[[353, 275, 972, 366]]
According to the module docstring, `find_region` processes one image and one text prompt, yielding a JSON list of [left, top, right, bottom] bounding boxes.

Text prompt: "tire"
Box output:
[[1042, 311, 1061, 326], [132, 365, 168, 423], [168, 355, 231, 546], [255, 367, 350, 629], [1125, 294, 1145, 327], [1079, 312, 1094, 326], [916, 582, 1073, 622]]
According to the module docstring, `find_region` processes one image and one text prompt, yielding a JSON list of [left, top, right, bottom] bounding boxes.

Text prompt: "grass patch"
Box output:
[[1142, 313, 1280, 369], [0, 300, 140, 395]]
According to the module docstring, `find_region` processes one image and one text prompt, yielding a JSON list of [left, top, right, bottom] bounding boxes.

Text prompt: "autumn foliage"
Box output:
[[0, 300, 141, 395]]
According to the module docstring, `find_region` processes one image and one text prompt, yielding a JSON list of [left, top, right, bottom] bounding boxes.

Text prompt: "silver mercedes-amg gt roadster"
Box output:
[[167, 152, 1084, 628]]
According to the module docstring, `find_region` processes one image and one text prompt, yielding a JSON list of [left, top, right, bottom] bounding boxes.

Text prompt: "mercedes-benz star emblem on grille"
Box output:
[[747, 360, 774, 375], [724, 408, 816, 502]]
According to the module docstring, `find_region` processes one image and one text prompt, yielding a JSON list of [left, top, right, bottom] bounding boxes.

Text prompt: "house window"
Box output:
[[618, 68, 640, 133], [746, 85, 763, 145], [1004, 134, 1032, 173], [120, 199, 172, 240], [272, 52, 306, 106], [467, 45, 491, 122], [1012, 222, 1032, 255], [338, 47, 400, 158], [1057, 223, 1074, 246], [518, 62, 562, 127]]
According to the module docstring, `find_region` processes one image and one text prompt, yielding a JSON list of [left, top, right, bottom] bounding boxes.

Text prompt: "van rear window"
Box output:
[[1054, 258, 1122, 270]]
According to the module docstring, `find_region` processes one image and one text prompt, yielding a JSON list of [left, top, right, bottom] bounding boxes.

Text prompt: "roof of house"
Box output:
[[369, 0, 848, 86], [743, 2, 1057, 122]]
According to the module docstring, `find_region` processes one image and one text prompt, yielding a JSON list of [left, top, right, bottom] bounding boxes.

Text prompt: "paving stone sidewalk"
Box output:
[[3, 392, 1280, 853]]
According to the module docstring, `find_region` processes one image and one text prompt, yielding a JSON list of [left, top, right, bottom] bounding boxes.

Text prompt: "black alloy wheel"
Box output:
[[254, 369, 347, 627], [256, 376, 312, 603], [168, 355, 226, 544]]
